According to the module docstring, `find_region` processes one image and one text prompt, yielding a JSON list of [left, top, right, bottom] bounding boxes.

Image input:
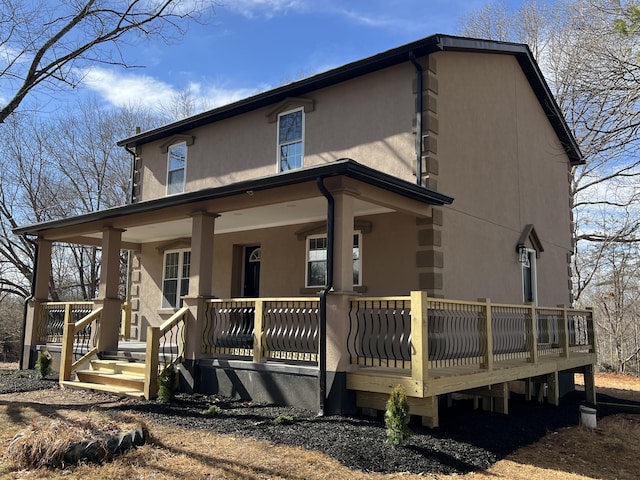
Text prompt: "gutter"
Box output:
[[316, 176, 335, 417], [19, 235, 38, 369], [409, 51, 425, 187]]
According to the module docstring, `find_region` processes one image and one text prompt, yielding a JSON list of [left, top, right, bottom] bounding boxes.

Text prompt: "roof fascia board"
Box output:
[[13, 159, 454, 236]]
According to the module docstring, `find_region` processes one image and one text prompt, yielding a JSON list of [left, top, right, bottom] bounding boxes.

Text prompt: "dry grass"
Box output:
[[0, 373, 638, 479]]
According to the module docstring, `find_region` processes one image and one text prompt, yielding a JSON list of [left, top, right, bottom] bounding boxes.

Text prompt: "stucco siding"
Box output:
[[434, 51, 572, 305], [136, 63, 418, 201]]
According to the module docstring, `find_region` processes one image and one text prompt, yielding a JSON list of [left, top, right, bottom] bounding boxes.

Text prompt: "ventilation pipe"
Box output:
[[316, 176, 335, 417]]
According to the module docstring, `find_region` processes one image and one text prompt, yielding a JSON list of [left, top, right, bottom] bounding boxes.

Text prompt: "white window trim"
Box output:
[[166, 141, 187, 196], [161, 248, 191, 309], [276, 107, 305, 173], [305, 232, 362, 288], [522, 248, 538, 305]]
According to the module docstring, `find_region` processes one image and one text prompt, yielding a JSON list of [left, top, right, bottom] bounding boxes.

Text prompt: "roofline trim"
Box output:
[[13, 159, 454, 236]]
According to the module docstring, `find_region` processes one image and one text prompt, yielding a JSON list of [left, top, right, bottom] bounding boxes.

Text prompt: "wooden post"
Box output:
[[478, 298, 493, 371], [583, 363, 596, 405], [586, 307, 597, 355], [527, 303, 539, 364], [411, 291, 429, 383], [253, 299, 264, 363], [59, 303, 74, 382], [120, 302, 132, 340], [558, 305, 570, 358], [547, 371, 559, 406], [144, 326, 161, 400]]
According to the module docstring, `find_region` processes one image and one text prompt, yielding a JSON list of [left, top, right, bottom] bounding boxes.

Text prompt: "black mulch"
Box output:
[[1, 368, 638, 476]]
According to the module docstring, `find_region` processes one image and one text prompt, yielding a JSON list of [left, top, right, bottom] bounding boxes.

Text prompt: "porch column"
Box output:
[[182, 211, 217, 391], [21, 238, 53, 368], [325, 188, 356, 413], [95, 227, 123, 352]]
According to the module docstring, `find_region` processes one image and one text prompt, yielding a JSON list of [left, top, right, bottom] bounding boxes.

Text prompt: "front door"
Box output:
[[243, 246, 261, 297]]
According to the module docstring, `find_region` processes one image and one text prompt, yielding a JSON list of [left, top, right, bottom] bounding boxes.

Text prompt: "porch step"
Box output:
[[60, 380, 146, 398], [68, 359, 146, 398]]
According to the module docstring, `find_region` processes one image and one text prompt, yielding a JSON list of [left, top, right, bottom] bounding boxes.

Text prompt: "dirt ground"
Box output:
[[0, 369, 638, 479]]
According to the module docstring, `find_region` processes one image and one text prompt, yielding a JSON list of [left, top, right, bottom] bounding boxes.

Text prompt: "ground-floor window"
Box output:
[[306, 232, 361, 287], [162, 249, 191, 308]]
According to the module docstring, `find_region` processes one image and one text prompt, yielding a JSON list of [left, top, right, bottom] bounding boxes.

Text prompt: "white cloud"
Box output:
[[225, 0, 305, 18], [78, 67, 257, 113]]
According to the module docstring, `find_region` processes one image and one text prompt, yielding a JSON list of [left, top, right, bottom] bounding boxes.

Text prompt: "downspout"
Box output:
[[316, 176, 335, 417], [20, 235, 38, 370], [409, 51, 425, 187]]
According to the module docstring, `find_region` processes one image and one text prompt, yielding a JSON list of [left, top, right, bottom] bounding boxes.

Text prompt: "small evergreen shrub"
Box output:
[[273, 414, 295, 425], [157, 365, 177, 403], [35, 350, 52, 379], [203, 405, 222, 417], [384, 384, 412, 445]]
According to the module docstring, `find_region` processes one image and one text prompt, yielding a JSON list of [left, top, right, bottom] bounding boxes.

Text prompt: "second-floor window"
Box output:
[[162, 249, 191, 308], [167, 142, 187, 195], [278, 108, 304, 172]]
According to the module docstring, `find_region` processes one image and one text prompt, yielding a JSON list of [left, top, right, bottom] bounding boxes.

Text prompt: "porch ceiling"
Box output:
[[83, 197, 392, 244]]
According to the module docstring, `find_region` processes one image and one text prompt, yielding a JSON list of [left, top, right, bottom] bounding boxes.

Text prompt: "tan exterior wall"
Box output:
[[129, 212, 421, 336], [136, 63, 418, 201], [433, 51, 573, 305]]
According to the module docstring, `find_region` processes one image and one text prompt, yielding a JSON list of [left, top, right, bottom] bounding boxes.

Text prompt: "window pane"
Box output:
[[164, 252, 179, 279], [169, 144, 186, 171], [168, 169, 185, 195], [162, 279, 178, 308], [279, 110, 302, 143], [353, 258, 360, 285], [280, 142, 303, 171], [308, 261, 327, 286], [182, 251, 191, 278]]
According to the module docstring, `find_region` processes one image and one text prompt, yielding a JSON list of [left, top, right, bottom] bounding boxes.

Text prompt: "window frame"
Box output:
[[522, 248, 538, 305], [166, 141, 187, 195], [277, 107, 304, 172], [161, 249, 191, 309], [305, 232, 362, 288]]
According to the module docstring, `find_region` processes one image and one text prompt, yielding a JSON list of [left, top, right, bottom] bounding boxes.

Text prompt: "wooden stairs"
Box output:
[[60, 358, 147, 398]]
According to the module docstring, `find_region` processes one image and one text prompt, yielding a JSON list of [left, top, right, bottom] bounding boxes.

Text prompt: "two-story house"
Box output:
[[16, 35, 596, 427]]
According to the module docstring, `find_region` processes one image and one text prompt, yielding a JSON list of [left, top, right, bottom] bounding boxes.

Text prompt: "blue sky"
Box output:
[[79, 0, 525, 113]]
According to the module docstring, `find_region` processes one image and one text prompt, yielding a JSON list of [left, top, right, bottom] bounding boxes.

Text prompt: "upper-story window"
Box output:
[[167, 142, 187, 195], [278, 108, 304, 172]]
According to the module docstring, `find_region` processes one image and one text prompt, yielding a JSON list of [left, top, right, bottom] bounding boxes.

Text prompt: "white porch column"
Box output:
[[182, 212, 217, 388], [22, 238, 53, 368], [325, 188, 355, 412], [95, 227, 123, 352]]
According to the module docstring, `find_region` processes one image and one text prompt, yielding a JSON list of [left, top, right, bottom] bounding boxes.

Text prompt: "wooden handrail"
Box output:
[[59, 307, 103, 382], [144, 306, 189, 399]]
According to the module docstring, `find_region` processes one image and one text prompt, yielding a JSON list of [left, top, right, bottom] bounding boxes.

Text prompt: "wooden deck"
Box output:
[[347, 352, 596, 428]]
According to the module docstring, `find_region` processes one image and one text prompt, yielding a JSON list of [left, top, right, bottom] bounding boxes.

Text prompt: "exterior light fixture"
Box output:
[[517, 245, 529, 264]]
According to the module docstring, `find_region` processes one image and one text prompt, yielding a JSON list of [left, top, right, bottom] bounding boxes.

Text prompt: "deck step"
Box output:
[[60, 380, 146, 398], [76, 369, 145, 390], [89, 359, 146, 375]]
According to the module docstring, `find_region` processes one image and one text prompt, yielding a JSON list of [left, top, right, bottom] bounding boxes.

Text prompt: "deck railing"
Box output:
[[59, 306, 103, 382], [144, 306, 188, 399], [347, 293, 595, 376], [202, 298, 320, 364], [37, 301, 132, 344]]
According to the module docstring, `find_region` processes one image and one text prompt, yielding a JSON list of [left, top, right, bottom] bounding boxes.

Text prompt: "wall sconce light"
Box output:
[[517, 245, 529, 264]]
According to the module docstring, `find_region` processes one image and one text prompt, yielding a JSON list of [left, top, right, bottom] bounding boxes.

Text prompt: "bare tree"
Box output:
[[0, 0, 215, 123], [460, 0, 640, 301]]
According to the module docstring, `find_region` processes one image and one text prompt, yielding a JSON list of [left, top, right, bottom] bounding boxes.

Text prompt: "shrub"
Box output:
[[203, 405, 222, 416], [273, 414, 295, 425], [35, 350, 52, 379], [384, 384, 412, 445], [157, 365, 177, 403]]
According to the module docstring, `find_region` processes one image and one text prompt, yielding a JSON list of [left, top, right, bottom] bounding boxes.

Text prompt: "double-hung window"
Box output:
[[162, 250, 191, 308], [306, 233, 361, 287], [167, 142, 187, 195], [278, 108, 304, 172]]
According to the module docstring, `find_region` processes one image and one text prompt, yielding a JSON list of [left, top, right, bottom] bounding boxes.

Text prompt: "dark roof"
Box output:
[[118, 34, 583, 164], [13, 159, 453, 236]]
